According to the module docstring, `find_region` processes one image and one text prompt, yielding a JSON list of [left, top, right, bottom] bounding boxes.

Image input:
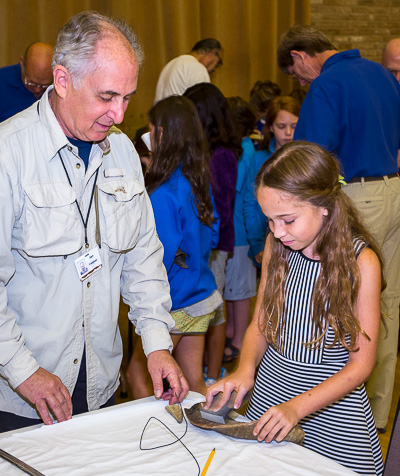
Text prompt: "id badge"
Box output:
[[74, 247, 103, 281]]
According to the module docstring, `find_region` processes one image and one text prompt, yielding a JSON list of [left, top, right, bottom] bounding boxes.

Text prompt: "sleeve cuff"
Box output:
[[139, 325, 174, 357], [2, 345, 40, 389]]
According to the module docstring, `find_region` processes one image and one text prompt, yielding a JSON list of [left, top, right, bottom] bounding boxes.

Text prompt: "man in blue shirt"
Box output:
[[277, 25, 400, 432], [0, 42, 53, 122]]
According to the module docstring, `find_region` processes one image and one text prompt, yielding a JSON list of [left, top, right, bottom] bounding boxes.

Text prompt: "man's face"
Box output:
[[202, 49, 223, 74], [54, 39, 138, 142], [287, 52, 320, 86], [382, 50, 400, 82], [21, 57, 53, 99]]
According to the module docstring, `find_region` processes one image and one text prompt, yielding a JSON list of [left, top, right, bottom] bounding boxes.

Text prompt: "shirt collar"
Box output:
[[7, 63, 34, 96], [270, 137, 276, 153], [13, 63, 25, 89], [321, 49, 361, 74]]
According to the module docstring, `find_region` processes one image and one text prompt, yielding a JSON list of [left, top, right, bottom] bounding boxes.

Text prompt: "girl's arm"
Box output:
[[204, 234, 272, 410], [254, 246, 381, 442]]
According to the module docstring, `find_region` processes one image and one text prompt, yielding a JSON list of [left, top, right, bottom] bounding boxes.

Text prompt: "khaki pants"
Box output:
[[344, 175, 400, 428]]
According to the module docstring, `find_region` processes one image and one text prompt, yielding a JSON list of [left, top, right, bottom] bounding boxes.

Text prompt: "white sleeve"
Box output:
[[0, 159, 40, 388], [119, 148, 174, 357]]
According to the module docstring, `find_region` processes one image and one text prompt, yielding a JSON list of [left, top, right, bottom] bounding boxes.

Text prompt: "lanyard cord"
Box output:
[[58, 151, 99, 248]]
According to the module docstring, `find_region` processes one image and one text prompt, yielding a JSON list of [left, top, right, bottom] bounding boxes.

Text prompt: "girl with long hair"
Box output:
[[126, 96, 221, 396], [184, 82, 241, 385], [205, 142, 385, 475], [244, 96, 300, 265], [223, 96, 257, 363]]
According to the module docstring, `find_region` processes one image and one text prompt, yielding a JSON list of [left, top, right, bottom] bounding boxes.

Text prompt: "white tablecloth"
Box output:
[[0, 393, 356, 475]]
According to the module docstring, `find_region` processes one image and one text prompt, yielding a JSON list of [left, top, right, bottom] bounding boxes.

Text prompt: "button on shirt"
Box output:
[[0, 87, 174, 418]]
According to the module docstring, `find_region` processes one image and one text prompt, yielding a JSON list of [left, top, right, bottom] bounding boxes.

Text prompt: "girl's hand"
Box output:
[[253, 401, 300, 443], [203, 369, 254, 411]]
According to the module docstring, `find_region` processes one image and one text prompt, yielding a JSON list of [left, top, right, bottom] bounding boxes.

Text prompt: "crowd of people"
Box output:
[[122, 25, 400, 475], [1, 10, 400, 476]]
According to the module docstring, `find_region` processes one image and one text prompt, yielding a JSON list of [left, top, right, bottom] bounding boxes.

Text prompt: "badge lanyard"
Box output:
[[58, 151, 99, 249]]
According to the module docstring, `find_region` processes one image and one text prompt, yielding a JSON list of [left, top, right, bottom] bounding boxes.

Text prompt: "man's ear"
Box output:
[[52, 65, 69, 99], [290, 50, 305, 62]]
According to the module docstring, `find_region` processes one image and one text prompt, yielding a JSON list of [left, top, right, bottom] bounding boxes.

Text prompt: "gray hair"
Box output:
[[277, 25, 336, 73], [52, 11, 144, 88]]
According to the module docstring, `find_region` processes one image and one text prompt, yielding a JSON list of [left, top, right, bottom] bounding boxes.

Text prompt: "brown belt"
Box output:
[[347, 173, 399, 184]]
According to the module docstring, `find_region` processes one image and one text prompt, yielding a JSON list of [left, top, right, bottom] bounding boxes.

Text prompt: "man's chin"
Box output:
[[92, 124, 113, 140], [88, 129, 111, 143]]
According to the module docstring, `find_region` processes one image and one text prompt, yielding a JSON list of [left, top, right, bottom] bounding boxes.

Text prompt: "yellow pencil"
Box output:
[[201, 448, 215, 476]]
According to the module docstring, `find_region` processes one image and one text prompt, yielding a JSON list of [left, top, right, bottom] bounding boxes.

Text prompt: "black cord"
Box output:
[[139, 401, 200, 476]]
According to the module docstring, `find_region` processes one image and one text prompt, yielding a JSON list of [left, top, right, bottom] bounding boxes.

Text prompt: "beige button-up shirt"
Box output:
[[0, 88, 174, 418]]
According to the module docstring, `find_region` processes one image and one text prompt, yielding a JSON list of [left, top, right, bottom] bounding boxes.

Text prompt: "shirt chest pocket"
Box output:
[[97, 179, 144, 252], [22, 183, 82, 256]]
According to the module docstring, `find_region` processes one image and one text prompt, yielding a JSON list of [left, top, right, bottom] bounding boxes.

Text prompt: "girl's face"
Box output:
[[257, 186, 328, 260], [270, 110, 298, 150]]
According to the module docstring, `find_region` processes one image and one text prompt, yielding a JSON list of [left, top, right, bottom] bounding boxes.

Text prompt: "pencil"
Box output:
[[200, 448, 215, 476]]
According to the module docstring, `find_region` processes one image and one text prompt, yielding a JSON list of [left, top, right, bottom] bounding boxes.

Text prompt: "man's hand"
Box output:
[[147, 350, 189, 404], [16, 367, 72, 425]]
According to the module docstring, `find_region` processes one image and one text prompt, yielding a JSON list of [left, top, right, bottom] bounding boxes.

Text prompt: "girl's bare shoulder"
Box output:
[[357, 246, 380, 271]]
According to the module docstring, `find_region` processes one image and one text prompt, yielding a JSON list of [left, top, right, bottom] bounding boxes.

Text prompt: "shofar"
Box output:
[[184, 402, 305, 445]]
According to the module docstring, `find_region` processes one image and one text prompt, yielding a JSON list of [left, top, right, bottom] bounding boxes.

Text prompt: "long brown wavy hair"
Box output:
[[146, 96, 214, 227], [255, 141, 386, 352]]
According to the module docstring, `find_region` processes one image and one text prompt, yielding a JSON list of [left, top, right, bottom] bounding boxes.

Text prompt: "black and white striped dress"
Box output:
[[246, 242, 383, 475]]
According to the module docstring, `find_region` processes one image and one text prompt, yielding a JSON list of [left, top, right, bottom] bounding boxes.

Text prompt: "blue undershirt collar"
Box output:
[[68, 137, 93, 170]]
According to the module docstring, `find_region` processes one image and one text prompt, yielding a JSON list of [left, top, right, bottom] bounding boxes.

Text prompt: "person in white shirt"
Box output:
[[154, 38, 223, 102], [0, 10, 188, 433]]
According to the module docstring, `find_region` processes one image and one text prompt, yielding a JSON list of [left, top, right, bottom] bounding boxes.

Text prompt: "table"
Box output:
[[0, 392, 356, 475]]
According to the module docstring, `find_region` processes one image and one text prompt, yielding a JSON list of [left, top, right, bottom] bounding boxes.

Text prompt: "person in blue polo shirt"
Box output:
[[0, 42, 53, 122], [277, 25, 400, 432]]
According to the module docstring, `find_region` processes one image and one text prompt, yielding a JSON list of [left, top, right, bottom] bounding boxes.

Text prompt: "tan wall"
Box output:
[[310, 0, 400, 63]]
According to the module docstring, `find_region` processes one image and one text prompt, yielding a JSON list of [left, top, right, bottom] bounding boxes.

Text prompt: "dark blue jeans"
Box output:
[[0, 350, 116, 433]]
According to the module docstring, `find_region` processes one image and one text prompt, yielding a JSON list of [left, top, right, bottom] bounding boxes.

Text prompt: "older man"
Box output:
[[154, 38, 223, 102], [0, 42, 53, 122], [0, 11, 188, 432], [277, 25, 400, 431], [382, 38, 400, 82]]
